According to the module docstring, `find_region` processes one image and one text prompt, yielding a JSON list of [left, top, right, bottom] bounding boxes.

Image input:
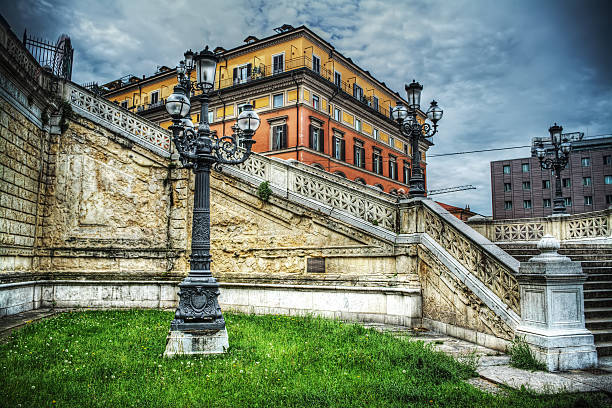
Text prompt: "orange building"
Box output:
[[103, 25, 432, 194]]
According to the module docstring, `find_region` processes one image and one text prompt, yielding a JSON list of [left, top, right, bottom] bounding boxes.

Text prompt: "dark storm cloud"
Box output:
[[2, 0, 610, 214]]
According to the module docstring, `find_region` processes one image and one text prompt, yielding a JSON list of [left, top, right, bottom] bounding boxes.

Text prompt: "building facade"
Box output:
[[491, 135, 612, 219], [102, 25, 431, 194]]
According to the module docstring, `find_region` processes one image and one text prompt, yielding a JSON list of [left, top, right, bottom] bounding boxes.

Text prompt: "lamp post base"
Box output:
[[163, 328, 229, 358]]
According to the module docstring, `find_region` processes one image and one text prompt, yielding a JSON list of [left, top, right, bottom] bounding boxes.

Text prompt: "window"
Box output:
[[522, 181, 531, 190], [584, 196, 593, 205], [271, 124, 287, 150], [605, 175, 612, 184], [607, 195, 612, 205], [389, 136, 394, 149], [504, 183, 511, 192], [372, 148, 383, 175], [334, 71, 342, 87], [312, 95, 320, 110], [564, 197, 572, 207], [389, 155, 398, 180], [504, 201, 512, 210], [332, 134, 345, 161], [604, 155, 612, 165], [503, 165, 511, 174], [353, 83, 363, 101], [522, 163, 529, 172], [208, 111, 213, 123], [309, 124, 324, 153], [373, 128, 379, 140], [582, 157, 590, 167], [120, 100, 128, 109], [150, 91, 159, 105], [403, 161, 410, 184], [233, 63, 252, 84], [373, 96, 379, 110], [312, 55, 320, 74], [273, 93, 284, 108], [354, 140, 365, 168], [523, 200, 532, 209], [542, 180, 550, 189], [333, 107, 341, 121], [272, 54, 284, 74], [355, 118, 362, 132], [543, 199, 551, 208], [562, 178, 571, 188], [583, 177, 592, 186]]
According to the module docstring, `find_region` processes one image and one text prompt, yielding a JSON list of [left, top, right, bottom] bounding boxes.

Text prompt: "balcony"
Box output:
[[215, 56, 394, 119]]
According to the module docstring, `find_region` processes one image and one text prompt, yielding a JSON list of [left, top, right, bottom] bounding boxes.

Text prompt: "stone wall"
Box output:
[[0, 99, 49, 270]]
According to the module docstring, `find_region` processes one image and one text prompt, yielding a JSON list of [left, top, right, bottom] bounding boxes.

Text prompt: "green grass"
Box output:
[[508, 336, 547, 371], [0, 310, 607, 407]]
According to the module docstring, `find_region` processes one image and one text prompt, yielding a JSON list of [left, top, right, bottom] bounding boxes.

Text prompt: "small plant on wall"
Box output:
[[257, 181, 272, 202]]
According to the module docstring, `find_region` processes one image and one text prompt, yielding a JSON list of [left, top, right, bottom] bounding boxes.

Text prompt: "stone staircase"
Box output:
[[498, 243, 612, 357]]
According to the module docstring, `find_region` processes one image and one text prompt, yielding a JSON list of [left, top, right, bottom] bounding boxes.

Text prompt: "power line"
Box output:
[[429, 133, 612, 158], [429, 145, 531, 157]]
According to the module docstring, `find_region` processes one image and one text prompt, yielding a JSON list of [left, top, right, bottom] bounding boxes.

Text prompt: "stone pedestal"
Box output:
[[515, 235, 597, 371], [163, 328, 229, 358]]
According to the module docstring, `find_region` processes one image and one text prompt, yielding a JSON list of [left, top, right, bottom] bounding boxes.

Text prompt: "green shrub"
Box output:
[[508, 336, 547, 371], [257, 181, 272, 202]]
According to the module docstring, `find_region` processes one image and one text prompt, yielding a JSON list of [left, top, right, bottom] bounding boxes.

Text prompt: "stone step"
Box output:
[[585, 317, 612, 330], [578, 260, 612, 268], [591, 329, 612, 343], [584, 281, 612, 291], [595, 341, 612, 357], [585, 272, 612, 281], [584, 288, 612, 299], [584, 297, 612, 308], [585, 307, 612, 319]]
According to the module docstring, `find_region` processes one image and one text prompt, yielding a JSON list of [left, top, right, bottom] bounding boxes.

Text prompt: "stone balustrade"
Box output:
[[64, 81, 172, 158], [467, 209, 612, 243]]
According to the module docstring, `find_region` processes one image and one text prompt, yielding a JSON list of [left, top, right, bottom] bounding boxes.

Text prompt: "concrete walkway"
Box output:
[[1, 311, 611, 395], [362, 322, 612, 395]]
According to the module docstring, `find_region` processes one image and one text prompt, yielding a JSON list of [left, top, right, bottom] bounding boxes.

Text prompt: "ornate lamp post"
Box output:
[[534, 123, 572, 215], [163, 46, 260, 356], [391, 80, 443, 197]]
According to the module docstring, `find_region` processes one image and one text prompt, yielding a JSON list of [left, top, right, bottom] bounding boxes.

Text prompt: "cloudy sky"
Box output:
[[3, 0, 611, 215]]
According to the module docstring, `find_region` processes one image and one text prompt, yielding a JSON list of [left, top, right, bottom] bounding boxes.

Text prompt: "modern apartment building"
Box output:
[[102, 25, 431, 194], [491, 134, 612, 219]]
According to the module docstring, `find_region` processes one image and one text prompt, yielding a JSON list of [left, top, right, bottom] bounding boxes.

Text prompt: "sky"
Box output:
[[3, 0, 611, 215]]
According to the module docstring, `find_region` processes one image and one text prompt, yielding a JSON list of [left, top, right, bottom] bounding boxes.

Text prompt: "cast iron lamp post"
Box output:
[[163, 47, 260, 355], [391, 80, 443, 197], [534, 123, 572, 215]]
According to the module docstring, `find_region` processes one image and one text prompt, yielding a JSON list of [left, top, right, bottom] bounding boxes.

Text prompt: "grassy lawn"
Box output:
[[0, 310, 607, 407]]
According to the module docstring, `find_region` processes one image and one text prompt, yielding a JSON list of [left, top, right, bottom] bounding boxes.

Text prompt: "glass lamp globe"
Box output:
[[426, 100, 443, 123], [165, 85, 191, 119], [181, 117, 194, 130], [535, 145, 546, 159], [549, 123, 563, 145], [195, 46, 218, 90], [561, 140, 571, 154], [236, 104, 260, 134], [405, 80, 423, 110], [391, 102, 409, 122], [184, 50, 194, 70]]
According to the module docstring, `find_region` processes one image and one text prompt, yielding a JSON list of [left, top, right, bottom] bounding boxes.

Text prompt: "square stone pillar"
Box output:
[[515, 235, 597, 371]]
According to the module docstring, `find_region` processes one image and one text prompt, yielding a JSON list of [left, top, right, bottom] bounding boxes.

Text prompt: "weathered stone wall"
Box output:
[[417, 244, 513, 345], [0, 99, 48, 247], [35, 114, 188, 281]]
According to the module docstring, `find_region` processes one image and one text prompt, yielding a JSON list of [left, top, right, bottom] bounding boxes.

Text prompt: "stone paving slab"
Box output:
[[0, 308, 55, 338], [477, 365, 603, 393]]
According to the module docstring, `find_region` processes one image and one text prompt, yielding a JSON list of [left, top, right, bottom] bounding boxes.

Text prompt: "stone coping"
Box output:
[[420, 199, 520, 273], [0, 279, 420, 294]]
